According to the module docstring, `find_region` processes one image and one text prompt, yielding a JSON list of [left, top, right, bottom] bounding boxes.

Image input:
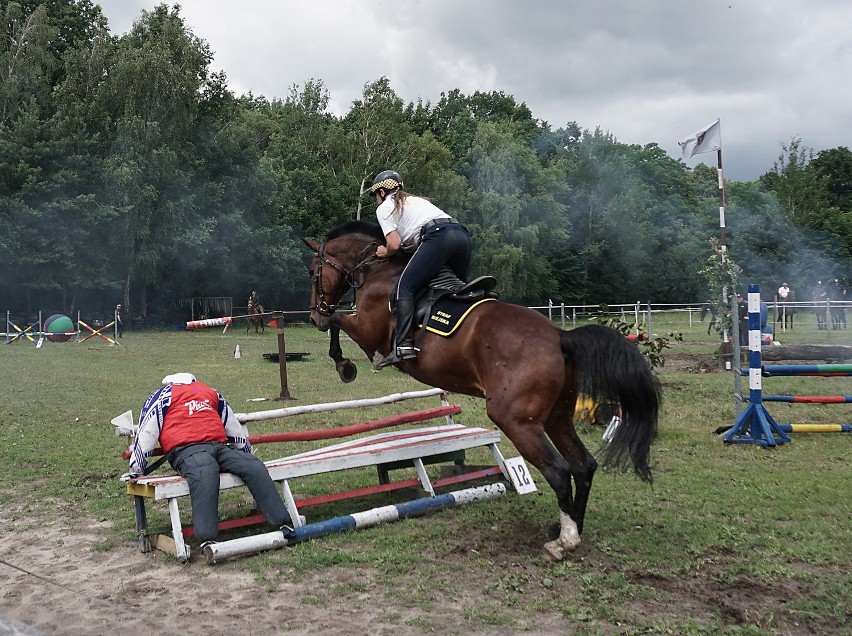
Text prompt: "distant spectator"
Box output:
[[116, 304, 124, 338], [813, 281, 828, 330], [776, 282, 795, 329]]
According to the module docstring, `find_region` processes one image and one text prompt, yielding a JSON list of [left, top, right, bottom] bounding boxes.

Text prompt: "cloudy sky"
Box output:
[[96, 1, 851, 182]]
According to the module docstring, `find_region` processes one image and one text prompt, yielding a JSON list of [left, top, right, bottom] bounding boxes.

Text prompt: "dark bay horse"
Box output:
[[777, 291, 795, 330], [304, 221, 660, 560], [246, 300, 265, 334]]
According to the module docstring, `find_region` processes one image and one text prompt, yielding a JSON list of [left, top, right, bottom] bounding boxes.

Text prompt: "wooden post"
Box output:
[[274, 313, 295, 401]]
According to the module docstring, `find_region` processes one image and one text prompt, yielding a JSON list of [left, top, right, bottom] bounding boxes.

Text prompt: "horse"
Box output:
[[777, 291, 795, 330], [303, 220, 661, 560], [246, 300, 265, 334], [830, 285, 847, 330], [699, 303, 720, 335], [813, 290, 828, 330]]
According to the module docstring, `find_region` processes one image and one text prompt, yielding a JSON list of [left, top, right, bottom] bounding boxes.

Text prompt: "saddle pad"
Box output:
[[424, 297, 496, 337]]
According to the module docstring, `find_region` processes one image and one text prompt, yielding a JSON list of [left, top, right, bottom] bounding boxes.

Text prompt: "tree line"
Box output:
[[2, 1, 851, 321]]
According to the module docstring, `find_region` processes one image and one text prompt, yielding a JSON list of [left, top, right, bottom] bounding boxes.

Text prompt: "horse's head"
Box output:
[[303, 222, 386, 332]]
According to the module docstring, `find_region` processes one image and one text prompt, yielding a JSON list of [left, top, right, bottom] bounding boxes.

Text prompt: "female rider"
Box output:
[[368, 170, 471, 367]]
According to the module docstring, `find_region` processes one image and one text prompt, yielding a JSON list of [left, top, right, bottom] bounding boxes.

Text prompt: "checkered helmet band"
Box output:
[[368, 170, 403, 195], [368, 178, 401, 194]]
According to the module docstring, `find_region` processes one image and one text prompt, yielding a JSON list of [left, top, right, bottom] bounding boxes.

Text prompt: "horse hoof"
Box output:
[[336, 360, 357, 383]]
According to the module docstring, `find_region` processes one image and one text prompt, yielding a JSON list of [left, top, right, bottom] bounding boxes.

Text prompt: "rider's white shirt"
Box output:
[[778, 285, 790, 299], [376, 195, 450, 245]]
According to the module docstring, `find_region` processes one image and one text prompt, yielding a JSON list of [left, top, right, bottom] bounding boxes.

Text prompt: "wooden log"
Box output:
[[749, 344, 852, 362]]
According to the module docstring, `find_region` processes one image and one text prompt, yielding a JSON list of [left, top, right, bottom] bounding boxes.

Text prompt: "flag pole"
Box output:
[[716, 147, 743, 413], [717, 148, 727, 260], [717, 147, 728, 346]]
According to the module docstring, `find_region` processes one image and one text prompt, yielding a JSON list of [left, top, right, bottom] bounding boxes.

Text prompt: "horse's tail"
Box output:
[[699, 304, 709, 321], [561, 325, 661, 483]]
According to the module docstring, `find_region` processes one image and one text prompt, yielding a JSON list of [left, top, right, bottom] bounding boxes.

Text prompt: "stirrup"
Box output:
[[397, 345, 419, 360], [374, 345, 419, 369]]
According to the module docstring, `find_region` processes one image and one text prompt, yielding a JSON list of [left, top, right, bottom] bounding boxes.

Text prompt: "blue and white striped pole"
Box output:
[[722, 284, 791, 447], [202, 483, 507, 564]]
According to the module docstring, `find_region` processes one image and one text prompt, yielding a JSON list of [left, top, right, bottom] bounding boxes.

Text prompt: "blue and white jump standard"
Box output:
[[722, 284, 792, 447]]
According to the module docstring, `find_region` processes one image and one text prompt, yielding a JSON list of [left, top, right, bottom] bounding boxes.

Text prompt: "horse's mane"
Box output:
[[325, 220, 385, 243]]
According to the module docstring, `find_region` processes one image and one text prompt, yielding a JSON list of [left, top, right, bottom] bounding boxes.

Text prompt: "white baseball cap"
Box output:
[[162, 373, 197, 385]]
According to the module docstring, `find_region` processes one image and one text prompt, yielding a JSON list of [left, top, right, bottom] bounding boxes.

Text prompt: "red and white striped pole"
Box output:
[[186, 316, 233, 332]]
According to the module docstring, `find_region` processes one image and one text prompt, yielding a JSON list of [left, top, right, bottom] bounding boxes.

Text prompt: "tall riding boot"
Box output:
[[377, 299, 419, 367]]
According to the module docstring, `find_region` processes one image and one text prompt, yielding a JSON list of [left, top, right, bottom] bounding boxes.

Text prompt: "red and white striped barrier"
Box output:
[[186, 316, 233, 330]]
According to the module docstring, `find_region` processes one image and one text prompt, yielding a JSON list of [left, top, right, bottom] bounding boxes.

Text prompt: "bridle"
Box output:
[[311, 239, 380, 317]]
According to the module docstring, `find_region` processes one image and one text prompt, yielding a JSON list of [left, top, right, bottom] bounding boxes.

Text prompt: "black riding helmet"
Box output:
[[367, 170, 403, 200]]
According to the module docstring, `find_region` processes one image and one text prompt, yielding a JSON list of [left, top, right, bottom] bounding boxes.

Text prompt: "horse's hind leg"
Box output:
[[500, 424, 580, 560], [544, 412, 598, 535]]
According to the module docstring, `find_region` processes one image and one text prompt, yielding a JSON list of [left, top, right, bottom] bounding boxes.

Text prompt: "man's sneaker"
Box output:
[[198, 540, 217, 553]]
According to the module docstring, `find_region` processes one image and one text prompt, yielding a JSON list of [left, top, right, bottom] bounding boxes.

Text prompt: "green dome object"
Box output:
[[45, 314, 74, 342]]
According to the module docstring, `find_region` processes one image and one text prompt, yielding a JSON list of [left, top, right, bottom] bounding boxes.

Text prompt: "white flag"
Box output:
[[678, 118, 721, 158]]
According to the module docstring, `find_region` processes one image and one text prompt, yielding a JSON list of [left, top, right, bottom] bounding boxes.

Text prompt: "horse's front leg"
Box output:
[[329, 322, 357, 383]]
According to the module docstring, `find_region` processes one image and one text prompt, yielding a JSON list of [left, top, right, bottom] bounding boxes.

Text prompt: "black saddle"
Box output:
[[426, 268, 499, 301], [384, 269, 499, 350]]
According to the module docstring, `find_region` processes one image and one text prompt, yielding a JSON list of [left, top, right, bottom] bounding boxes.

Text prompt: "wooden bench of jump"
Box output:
[[119, 389, 509, 562]]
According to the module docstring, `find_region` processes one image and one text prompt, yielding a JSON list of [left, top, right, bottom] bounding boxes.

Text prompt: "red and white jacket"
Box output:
[[129, 381, 252, 474]]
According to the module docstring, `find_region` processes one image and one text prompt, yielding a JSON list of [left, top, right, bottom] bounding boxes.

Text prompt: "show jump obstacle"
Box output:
[[5, 310, 121, 346], [722, 284, 852, 445], [117, 388, 527, 564]]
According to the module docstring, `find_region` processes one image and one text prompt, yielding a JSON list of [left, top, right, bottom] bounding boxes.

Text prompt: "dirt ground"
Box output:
[[0, 345, 831, 636], [0, 497, 576, 636], [0, 491, 829, 636]]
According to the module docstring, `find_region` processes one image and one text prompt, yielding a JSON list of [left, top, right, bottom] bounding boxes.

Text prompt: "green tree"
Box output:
[[262, 80, 356, 237], [760, 137, 852, 266], [463, 121, 565, 300], [0, 1, 115, 314], [810, 146, 852, 212], [0, 2, 55, 124], [94, 4, 214, 314], [343, 77, 423, 219]]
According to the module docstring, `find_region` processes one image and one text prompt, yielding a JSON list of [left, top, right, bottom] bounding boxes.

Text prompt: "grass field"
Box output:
[[1, 310, 850, 635]]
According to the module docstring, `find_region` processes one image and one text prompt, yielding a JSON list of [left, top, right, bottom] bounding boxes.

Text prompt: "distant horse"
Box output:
[[832, 306, 848, 330], [814, 290, 828, 330], [246, 300, 265, 334], [777, 291, 796, 330], [830, 285, 847, 330], [304, 220, 660, 560], [699, 303, 720, 335]]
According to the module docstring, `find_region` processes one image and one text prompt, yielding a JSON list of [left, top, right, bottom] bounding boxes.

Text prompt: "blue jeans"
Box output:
[[396, 223, 471, 301], [169, 442, 290, 542]]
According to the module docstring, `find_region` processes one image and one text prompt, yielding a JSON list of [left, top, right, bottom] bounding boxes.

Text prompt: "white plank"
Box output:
[[133, 426, 501, 501]]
